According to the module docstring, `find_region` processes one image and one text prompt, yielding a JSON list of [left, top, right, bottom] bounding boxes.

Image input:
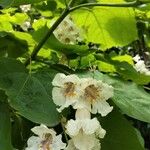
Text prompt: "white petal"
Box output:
[[73, 133, 96, 150], [52, 87, 66, 106], [92, 139, 101, 150], [92, 100, 113, 116], [25, 136, 41, 150], [66, 120, 80, 136], [98, 81, 114, 101], [73, 98, 91, 111], [52, 134, 66, 150], [96, 127, 106, 139], [133, 55, 140, 62], [65, 140, 77, 150], [31, 124, 56, 138], [52, 73, 66, 86], [82, 118, 100, 134], [57, 97, 78, 112], [80, 78, 95, 90], [75, 109, 91, 120], [63, 74, 80, 83]]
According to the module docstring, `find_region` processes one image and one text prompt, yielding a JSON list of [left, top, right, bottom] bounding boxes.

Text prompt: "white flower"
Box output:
[[52, 73, 81, 112], [133, 54, 140, 62], [21, 21, 31, 31], [20, 4, 31, 13], [25, 124, 66, 150], [133, 55, 150, 75], [65, 109, 106, 150], [73, 78, 114, 116], [72, 133, 101, 150], [66, 109, 105, 136], [66, 138, 101, 150], [54, 16, 82, 44]]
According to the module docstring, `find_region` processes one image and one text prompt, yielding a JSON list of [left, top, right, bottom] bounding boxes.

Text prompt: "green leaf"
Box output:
[[0, 58, 26, 74], [99, 108, 144, 150], [97, 54, 134, 73], [0, 35, 28, 58], [33, 68, 59, 95], [11, 115, 34, 150], [71, 0, 138, 49], [96, 54, 150, 85], [0, 103, 13, 150], [8, 31, 35, 53], [79, 71, 150, 123], [109, 60, 150, 85], [112, 80, 150, 123], [0, 0, 13, 8], [80, 54, 96, 68], [0, 90, 7, 103], [12, 0, 53, 6], [0, 72, 60, 126]]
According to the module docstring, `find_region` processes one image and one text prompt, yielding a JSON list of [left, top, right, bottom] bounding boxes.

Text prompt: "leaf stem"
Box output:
[[36, 58, 73, 74], [69, 0, 146, 12]]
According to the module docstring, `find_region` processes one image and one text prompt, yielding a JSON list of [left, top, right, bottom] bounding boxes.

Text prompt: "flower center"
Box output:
[[64, 82, 76, 97], [41, 133, 52, 150], [84, 84, 99, 102]]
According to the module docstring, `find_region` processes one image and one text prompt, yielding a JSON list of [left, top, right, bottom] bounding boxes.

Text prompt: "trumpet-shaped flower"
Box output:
[[52, 73, 81, 112], [66, 109, 105, 136], [74, 78, 114, 116], [65, 138, 101, 150], [65, 109, 106, 150], [25, 124, 66, 150]]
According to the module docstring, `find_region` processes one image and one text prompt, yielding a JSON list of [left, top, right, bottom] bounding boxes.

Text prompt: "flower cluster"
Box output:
[[54, 16, 82, 44], [133, 54, 150, 76], [52, 73, 114, 150], [25, 73, 113, 150]]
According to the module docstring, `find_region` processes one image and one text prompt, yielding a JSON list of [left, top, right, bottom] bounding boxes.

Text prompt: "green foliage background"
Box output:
[[0, 0, 150, 149]]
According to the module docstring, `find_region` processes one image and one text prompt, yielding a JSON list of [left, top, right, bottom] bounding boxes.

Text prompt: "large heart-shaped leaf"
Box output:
[[71, 0, 138, 49], [0, 72, 60, 126]]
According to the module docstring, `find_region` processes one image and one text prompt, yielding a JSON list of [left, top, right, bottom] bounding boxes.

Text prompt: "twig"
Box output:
[[69, 0, 146, 12], [24, 7, 70, 66], [24, 0, 150, 66]]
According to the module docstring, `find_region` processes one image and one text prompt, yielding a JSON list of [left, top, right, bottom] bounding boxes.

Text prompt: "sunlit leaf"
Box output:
[[72, 0, 138, 49]]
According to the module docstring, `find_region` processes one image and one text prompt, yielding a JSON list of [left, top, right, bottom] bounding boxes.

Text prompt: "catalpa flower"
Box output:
[[65, 109, 105, 150], [74, 78, 114, 116], [54, 16, 82, 44], [66, 139, 101, 150], [25, 124, 66, 150], [66, 109, 105, 136], [133, 54, 150, 75], [52, 73, 81, 112], [52, 73, 114, 115], [20, 4, 31, 13]]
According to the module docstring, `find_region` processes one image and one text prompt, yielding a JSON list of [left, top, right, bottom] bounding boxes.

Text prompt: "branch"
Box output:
[[24, 0, 150, 66], [25, 7, 71, 66], [69, 0, 146, 12]]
